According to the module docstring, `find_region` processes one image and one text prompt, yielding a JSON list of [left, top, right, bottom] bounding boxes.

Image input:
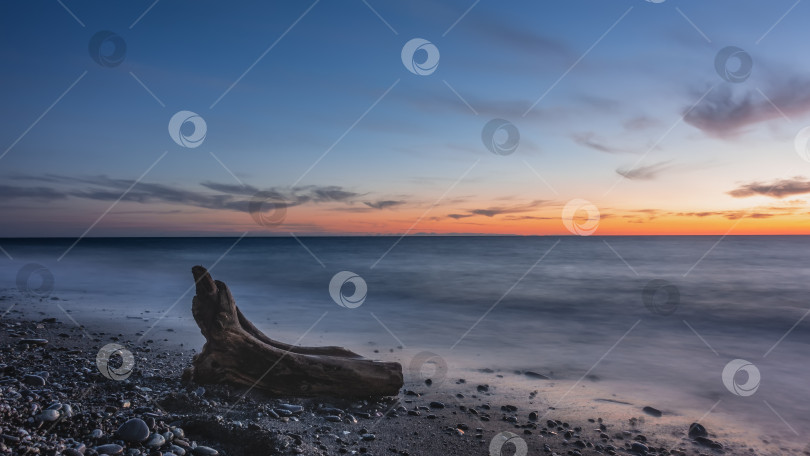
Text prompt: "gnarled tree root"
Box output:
[[182, 266, 403, 397]]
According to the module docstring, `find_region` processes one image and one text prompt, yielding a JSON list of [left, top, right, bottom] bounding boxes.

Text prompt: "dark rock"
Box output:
[[429, 401, 445, 409], [630, 442, 648, 454], [172, 428, 185, 440], [37, 409, 60, 422], [192, 446, 219, 456], [688, 422, 707, 438], [145, 433, 166, 448], [524, 371, 550, 380], [117, 418, 150, 443], [19, 338, 48, 346], [642, 406, 662, 417], [22, 374, 46, 386], [95, 444, 124, 455], [278, 404, 304, 413], [695, 436, 723, 449]]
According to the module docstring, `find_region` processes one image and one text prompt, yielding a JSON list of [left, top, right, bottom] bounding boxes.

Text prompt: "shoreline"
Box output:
[[0, 308, 796, 456]]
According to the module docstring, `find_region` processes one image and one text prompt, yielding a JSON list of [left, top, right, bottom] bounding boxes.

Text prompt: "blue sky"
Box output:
[[2, 0, 810, 236]]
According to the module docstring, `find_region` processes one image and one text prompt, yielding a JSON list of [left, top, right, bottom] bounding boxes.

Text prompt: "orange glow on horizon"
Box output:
[[137, 205, 810, 236]]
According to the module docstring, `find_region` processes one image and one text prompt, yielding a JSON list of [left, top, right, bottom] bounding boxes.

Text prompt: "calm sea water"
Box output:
[[1, 236, 808, 442]]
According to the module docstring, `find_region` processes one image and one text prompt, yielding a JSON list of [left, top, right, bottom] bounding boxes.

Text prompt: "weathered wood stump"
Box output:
[[182, 265, 403, 397]]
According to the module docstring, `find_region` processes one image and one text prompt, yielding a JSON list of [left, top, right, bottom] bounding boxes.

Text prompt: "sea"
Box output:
[[1, 236, 808, 446]]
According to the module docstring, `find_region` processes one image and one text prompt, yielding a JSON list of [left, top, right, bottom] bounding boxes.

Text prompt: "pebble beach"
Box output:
[[1, 307, 794, 456]]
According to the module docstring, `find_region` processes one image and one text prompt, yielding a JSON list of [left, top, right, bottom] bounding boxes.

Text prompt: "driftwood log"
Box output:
[[182, 266, 403, 397]]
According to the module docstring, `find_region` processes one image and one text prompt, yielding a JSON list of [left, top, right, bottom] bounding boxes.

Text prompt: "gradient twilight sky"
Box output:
[[2, 0, 810, 236]]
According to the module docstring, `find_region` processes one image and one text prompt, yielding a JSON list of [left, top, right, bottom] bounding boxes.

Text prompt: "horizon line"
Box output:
[[1, 233, 809, 239]]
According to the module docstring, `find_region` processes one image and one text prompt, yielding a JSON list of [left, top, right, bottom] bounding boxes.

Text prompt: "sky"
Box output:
[[2, 0, 810, 236]]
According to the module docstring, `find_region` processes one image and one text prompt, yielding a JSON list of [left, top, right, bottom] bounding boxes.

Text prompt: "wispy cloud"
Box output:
[[616, 160, 674, 180], [447, 200, 550, 219], [728, 177, 810, 198], [571, 132, 626, 154], [676, 210, 773, 220], [623, 115, 660, 131], [0, 185, 67, 200], [200, 182, 258, 196], [0, 174, 377, 214], [363, 200, 406, 210], [467, 15, 572, 60], [685, 78, 810, 137]]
